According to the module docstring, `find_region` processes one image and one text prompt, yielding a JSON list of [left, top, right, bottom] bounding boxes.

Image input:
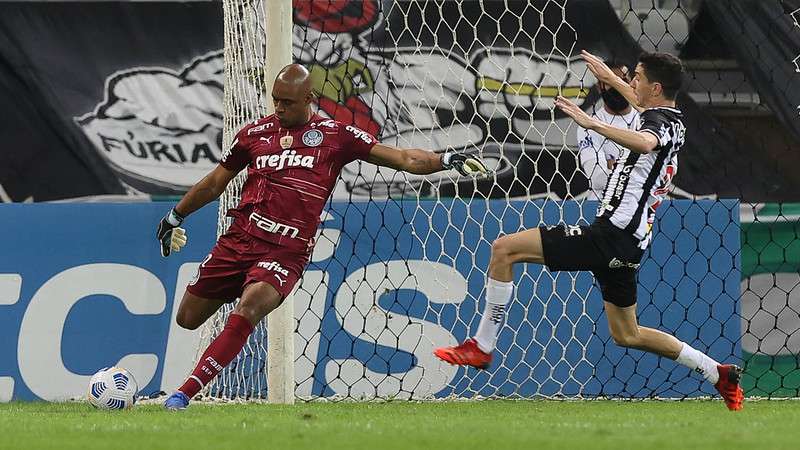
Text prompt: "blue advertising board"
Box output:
[[0, 199, 740, 401]]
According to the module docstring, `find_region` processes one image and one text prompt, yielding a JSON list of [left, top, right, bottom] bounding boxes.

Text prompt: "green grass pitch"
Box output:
[[1, 400, 798, 450]]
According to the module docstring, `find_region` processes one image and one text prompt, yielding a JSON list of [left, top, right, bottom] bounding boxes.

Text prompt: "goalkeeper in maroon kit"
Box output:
[[157, 64, 488, 410]]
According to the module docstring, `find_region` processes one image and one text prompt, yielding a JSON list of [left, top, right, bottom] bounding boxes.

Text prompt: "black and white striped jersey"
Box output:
[[596, 107, 685, 249]]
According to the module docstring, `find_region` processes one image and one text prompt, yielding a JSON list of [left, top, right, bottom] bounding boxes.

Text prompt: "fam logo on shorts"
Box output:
[[302, 129, 324, 147]]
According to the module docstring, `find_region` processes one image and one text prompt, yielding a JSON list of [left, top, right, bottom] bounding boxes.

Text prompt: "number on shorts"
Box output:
[[189, 254, 212, 286]]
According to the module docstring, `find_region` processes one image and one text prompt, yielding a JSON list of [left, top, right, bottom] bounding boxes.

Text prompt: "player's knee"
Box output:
[[234, 292, 282, 323], [610, 329, 640, 348], [233, 303, 273, 325], [491, 235, 515, 264], [175, 311, 201, 331]]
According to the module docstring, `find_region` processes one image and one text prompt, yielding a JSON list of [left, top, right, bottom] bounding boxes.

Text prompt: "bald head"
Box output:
[[275, 64, 312, 94], [272, 64, 313, 127]]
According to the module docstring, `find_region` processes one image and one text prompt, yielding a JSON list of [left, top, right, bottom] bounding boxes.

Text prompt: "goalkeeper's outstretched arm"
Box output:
[[367, 143, 490, 176], [174, 165, 239, 217], [157, 164, 239, 257]]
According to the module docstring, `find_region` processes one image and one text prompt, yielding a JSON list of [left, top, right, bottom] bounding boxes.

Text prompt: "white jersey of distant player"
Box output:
[[576, 105, 639, 200], [597, 107, 686, 249]]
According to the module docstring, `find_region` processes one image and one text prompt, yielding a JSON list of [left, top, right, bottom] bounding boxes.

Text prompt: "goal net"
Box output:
[[200, 0, 799, 401]]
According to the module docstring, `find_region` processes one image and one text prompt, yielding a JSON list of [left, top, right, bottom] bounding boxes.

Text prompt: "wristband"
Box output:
[[166, 209, 184, 226]]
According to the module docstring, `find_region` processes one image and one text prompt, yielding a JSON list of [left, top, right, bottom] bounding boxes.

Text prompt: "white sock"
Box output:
[[675, 342, 720, 384], [473, 278, 514, 353]]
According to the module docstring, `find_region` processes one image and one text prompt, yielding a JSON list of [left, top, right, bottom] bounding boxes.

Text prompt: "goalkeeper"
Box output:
[[157, 64, 488, 410], [434, 51, 744, 411], [577, 60, 640, 200]]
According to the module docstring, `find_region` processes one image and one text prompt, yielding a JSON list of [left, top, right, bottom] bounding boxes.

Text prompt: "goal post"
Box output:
[[262, 0, 294, 406], [212, 0, 295, 404]]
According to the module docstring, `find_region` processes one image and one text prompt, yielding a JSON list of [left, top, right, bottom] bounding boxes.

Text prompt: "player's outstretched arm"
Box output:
[[366, 143, 489, 176], [156, 164, 239, 257], [581, 50, 644, 113], [555, 96, 658, 154]]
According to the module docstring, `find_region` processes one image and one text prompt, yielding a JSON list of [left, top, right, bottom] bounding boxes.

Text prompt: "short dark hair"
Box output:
[[637, 52, 684, 100]]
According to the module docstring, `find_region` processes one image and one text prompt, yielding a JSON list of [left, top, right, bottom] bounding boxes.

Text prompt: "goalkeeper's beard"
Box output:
[[601, 88, 630, 113]]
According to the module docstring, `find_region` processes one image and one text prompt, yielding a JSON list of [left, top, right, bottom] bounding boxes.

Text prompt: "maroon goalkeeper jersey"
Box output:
[[220, 113, 377, 249]]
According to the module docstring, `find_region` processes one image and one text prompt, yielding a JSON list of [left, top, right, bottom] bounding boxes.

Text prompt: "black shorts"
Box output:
[[539, 219, 644, 307]]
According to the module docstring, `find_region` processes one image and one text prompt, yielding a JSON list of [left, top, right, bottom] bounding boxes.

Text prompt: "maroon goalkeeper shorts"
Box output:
[[185, 223, 311, 301]]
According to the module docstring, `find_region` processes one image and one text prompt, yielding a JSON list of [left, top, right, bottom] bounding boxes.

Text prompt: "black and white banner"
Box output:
[[0, 1, 797, 201], [0, 2, 223, 200]]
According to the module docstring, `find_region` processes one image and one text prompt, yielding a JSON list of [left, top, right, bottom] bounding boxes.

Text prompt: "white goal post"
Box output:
[[262, 0, 294, 406], [213, 0, 295, 404]]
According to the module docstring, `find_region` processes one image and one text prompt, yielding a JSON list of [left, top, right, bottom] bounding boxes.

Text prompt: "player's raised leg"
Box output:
[[164, 282, 283, 410], [434, 228, 545, 369], [604, 300, 744, 411]]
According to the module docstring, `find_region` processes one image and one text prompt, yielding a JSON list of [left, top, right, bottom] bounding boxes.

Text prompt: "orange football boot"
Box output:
[[715, 364, 744, 411], [434, 338, 492, 370]]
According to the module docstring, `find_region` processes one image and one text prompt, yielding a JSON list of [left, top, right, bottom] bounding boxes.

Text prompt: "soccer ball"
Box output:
[[87, 367, 138, 410]]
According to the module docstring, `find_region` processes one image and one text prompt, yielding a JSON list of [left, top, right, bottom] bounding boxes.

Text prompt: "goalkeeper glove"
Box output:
[[441, 151, 490, 177], [157, 208, 188, 257]]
